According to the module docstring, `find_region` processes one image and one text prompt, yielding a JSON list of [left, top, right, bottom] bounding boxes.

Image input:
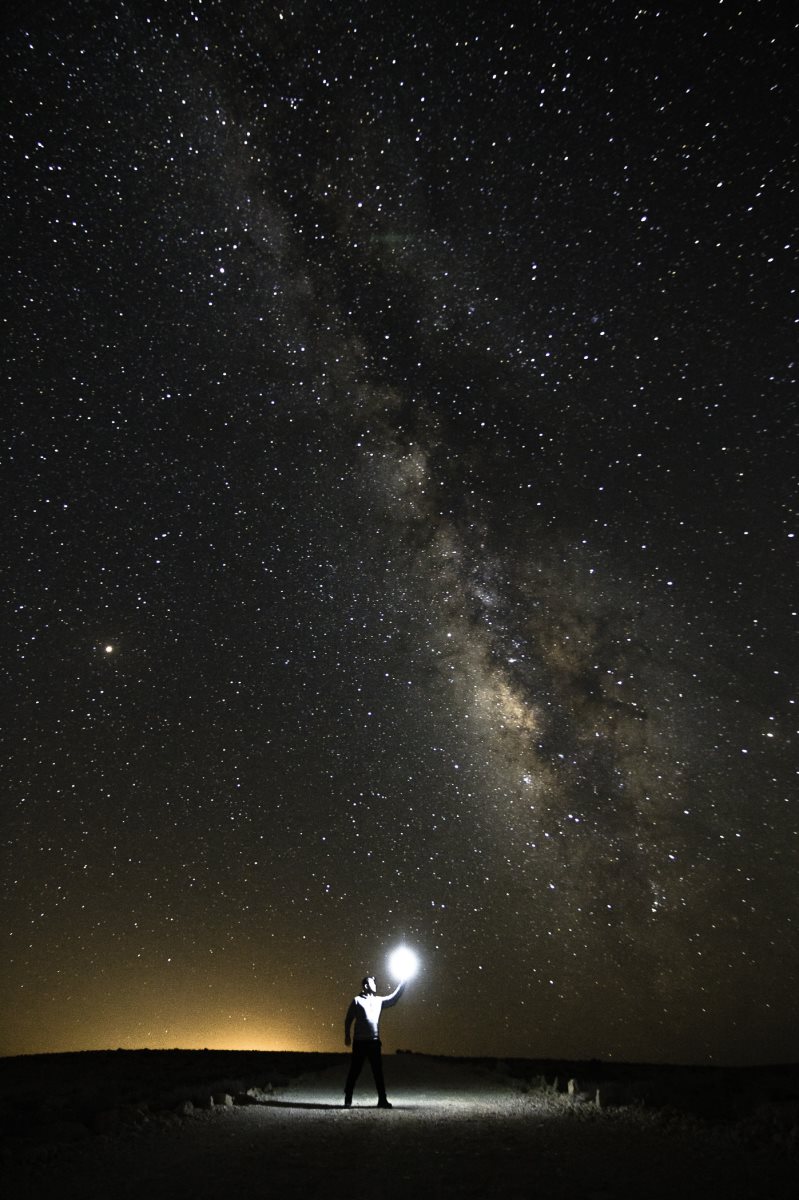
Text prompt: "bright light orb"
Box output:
[[388, 945, 419, 983], [104, 645, 115, 654]]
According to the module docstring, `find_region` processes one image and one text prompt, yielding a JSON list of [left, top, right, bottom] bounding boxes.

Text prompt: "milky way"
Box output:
[[3, 1, 796, 1063]]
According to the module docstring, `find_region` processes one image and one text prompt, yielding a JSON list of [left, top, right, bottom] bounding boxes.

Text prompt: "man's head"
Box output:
[[361, 975, 377, 995]]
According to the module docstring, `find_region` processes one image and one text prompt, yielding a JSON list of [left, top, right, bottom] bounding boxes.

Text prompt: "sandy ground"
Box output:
[[2, 1056, 796, 1200]]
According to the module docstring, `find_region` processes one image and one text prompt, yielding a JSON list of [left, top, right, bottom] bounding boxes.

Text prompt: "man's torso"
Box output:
[[351, 994, 383, 1040]]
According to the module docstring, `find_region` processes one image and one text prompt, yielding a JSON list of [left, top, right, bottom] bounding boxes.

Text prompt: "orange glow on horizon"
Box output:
[[3, 1030, 324, 1057], [1, 1002, 329, 1057]]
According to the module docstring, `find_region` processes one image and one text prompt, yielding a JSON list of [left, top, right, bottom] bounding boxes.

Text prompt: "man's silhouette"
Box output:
[[343, 974, 405, 1108]]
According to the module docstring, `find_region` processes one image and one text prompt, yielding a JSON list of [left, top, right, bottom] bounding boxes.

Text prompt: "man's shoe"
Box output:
[[376, 1098, 392, 1109]]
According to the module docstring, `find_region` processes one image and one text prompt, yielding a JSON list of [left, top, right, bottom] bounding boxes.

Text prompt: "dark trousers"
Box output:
[[345, 1038, 387, 1101]]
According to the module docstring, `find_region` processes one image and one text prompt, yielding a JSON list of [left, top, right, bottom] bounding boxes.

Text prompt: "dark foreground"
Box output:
[[1, 1053, 797, 1200]]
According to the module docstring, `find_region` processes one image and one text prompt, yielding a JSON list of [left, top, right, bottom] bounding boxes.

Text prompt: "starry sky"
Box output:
[[3, 1, 797, 1065]]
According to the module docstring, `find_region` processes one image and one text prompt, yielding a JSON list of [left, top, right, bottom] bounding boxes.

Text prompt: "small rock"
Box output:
[[175, 1100, 194, 1117], [595, 1083, 626, 1109], [212, 1093, 234, 1108]]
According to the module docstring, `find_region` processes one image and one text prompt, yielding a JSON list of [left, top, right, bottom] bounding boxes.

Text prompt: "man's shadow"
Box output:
[[258, 1099, 343, 1110], [258, 1099, 409, 1110]]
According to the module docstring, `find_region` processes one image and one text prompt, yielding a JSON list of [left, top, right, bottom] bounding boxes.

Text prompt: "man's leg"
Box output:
[[364, 1039, 390, 1105], [344, 1040, 367, 1105]]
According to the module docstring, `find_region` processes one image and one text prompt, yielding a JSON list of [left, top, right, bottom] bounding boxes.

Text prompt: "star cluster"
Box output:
[[2, 1, 796, 1063]]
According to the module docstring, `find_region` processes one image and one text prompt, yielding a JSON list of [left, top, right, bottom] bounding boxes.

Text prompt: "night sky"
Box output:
[[3, 1, 797, 1065]]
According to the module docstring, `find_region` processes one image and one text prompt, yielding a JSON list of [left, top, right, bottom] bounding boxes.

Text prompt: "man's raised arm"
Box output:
[[380, 980, 406, 1008]]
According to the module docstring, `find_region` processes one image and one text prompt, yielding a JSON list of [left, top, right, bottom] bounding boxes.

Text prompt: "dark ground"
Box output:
[[1, 1052, 796, 1199]]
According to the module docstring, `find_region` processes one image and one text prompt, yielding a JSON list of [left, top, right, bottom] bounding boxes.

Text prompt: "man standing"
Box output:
[[344, 974, 406, 1108]]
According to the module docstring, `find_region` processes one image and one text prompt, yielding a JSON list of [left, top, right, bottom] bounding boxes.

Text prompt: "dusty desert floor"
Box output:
[[2, 1054, 797, 1200]]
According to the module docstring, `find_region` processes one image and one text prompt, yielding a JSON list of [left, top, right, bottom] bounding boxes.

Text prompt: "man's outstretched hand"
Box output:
[[344, 1033, 351, 1047]]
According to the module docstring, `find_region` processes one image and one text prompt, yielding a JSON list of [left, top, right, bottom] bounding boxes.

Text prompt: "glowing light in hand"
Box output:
[[388, 945, 419, 982]]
